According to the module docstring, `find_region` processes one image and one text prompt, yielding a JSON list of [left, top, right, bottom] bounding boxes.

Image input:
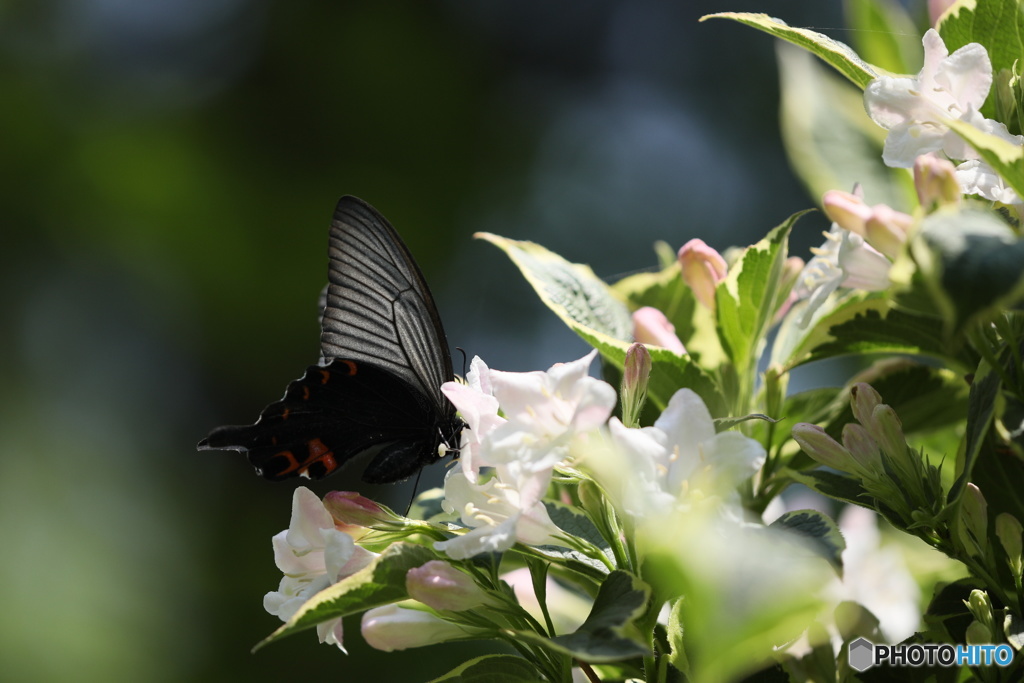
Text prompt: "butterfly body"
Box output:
[[198, 197, 463, 483]]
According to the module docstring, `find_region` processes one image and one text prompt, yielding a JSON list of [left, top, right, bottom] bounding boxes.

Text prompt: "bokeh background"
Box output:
[[1, 1, 925, 681]]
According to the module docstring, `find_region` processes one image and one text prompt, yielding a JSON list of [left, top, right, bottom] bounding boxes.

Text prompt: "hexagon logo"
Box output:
[[849, 638, 875, 672]]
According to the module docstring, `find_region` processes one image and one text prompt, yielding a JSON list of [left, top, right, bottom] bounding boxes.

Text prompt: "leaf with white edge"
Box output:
[[253, 542, 435, 650], [786, 468, 869, 508], [701, 13, 877, 89], [511, 570, 651, 662], [715, 213, 800, 377], [769, 509, 846, 573], [475, 233, 633, 344], [939, 0, 1024, 82], [429, 655, 545, 683], [946, 118, 1024, 200], [546, 501, 610, 553], [774, 295, 953, 372], [478, 233, 729, 417]]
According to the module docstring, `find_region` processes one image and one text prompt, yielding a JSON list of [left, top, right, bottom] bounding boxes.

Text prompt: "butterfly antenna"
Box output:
[[456, 347, 468, 378]]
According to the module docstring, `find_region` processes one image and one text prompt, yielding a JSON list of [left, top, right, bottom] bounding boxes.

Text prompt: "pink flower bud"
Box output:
[[864, 205, 912, 259], [361, 603, 477, 651], [823, 189, 873, 237], [406, 561, 490, 611], [621, 342, 652, 428], [323, 491, 402, 529], [915, 154, 961, 208], [632, 307, 685, 354], [678, 239, 727, 311]]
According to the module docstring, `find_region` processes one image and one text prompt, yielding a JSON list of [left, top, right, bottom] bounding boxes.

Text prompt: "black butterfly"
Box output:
[[198, 196, 464, 484]]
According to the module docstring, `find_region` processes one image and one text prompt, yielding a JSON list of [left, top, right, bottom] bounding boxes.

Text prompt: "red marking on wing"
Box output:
[[299, 438, 338, 476], [281, 407, 290, 420], [339, 360, 358, 375], [319, 369, 331, 384], [271, 450, 302, 475], [302, 386, 310, 401]]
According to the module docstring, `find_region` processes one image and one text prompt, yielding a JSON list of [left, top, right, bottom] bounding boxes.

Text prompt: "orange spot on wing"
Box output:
[[272, 450, 301, 474], [302, 386, 310, 401], [319, 369, 331, 384], [339, 360, 357, 375], [299, 438, 338, 477]]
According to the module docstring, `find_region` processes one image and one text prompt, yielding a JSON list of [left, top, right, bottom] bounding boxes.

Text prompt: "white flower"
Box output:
[[830, 506, 920, 643], [865, 29, 994, 167], [956, 159, 1023, 205], [263, 487, 376, 651], [436, 352, 616, 558], [602, 388, 765, 518], [361, 603, 481, 651], [793, 223, 892, 328], [484, 350, 617, 474], [434, 469, 562, 560], [441, 356, 506, 481]]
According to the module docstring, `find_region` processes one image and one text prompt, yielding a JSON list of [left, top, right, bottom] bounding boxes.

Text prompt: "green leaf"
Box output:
[[774, 295, 953, 372], [511, 570, 650, 663], [428, 655, 545, 683], [777, 44, 915, 212], [715, 214, 800, 377], [845, 0, 923, 74], [938, 0, 1024, 80], [769, 509, 846, 573], [911, 206, 1024, 334], [253, 542, 435, 650], [476, 232, 633, 344], [946, 118, 1024, 199], [701, 13, 877, 89], [786, 468, 870, 507]]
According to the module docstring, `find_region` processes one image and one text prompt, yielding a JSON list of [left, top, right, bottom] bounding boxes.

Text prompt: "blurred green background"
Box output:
[[0, 1, 884, 680]]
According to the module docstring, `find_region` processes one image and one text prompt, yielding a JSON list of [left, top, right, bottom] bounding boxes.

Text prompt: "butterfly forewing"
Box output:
[[322, 197, 454, 410]]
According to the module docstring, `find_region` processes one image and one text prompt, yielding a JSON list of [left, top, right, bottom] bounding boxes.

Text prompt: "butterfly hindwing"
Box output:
[[199, 359, 443, 481]]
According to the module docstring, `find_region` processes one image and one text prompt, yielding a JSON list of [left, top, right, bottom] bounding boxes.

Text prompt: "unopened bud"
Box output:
[[840, 423, 882, 472], [864, 205, 912, 259], [964, 589, 996, 643], [679, 239, 727, 311], [324, 491, 404, 528], [792, 423, 855, 472], [915, 154, 961, 209], [850, 383, 883, 429], [361, 603, 479, 651], [621, 343, 653, 428], [406, 561, 491, 611], [632, 307, 685, 354], [959, 484, 989, 557], [823, 189, 872, 237]]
